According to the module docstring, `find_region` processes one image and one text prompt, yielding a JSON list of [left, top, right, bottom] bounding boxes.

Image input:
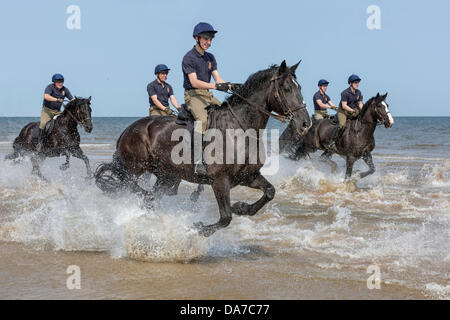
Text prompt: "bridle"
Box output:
[[227, 74, 306, 124], [63, 100, 91, 128], [360, 101, 387, 127], [226, 73, 307, 126]]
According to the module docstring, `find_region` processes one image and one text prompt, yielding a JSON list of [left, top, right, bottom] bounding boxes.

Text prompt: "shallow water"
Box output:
[[0, 117, 448, 299]]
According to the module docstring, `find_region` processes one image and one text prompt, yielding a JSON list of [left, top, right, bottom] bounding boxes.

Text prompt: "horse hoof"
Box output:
[[194, 224, 215, 237], [190, 192, 200, 203], [231, 201, 251, 215], [193, 221, 204, 229]]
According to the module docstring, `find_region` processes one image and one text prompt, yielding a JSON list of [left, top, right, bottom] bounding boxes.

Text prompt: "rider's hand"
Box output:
[[331, 106, 338, 111], [215, 82, 231, 92], [352, 108, 360, 117], [56, 98, 64, 103], [165, 108, 174, 115]]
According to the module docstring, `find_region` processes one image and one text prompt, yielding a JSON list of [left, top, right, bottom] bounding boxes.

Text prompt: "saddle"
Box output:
[[175, 103, 222, 135], [175, 104, 196, 135], [31, 115, 61, 141]]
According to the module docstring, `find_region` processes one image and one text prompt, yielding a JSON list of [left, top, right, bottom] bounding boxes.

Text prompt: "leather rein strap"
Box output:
[[226, 75, 305, 125]]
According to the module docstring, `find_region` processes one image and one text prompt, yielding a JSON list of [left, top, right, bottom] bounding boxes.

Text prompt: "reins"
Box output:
[[226, 75, 306, 125], [63, 100, 91, 127]]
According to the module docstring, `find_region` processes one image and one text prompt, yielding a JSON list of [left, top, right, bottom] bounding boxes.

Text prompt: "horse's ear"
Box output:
[[290, 60, 302, 74], [382, 93, 388, 100], [278, 60, 288, 75], [88, 96, 92, 102], [375, 93, 381, 102]]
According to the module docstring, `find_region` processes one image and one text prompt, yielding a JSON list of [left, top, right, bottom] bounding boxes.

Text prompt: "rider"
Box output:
[[147, 64, 180, 116], [37, 74, 74, 152], [313, 79, 337, 120], [328, 74, 364, 151], [182, 22, 230, 174]]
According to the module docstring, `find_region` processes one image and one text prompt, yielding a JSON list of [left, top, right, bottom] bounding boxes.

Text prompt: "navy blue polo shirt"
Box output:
[[147, 80, 174, 107], [340, 87, 363, 110], [43, 84, 74, 111], [182, 46, 217, 90], [313, 91, 331, 111]]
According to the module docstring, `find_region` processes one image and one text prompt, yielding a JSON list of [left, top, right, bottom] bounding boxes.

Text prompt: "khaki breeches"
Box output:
[[184, 89, 221, 134], [40, 106, 61, 130]]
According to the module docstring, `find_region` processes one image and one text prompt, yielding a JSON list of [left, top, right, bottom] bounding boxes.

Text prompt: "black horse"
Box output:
[[5, 97, 93, 179], [95, 60, 311, 236], [280, 93, 394, 180]]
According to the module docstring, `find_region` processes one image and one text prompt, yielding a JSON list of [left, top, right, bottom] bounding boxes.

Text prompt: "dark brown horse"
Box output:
[[280, 93, 394, 180], [95, 60, 311, 236], [5, 97, 93, 179]]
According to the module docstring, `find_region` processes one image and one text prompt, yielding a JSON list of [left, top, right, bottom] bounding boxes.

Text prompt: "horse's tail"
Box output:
[[94, 152, 129, 193]]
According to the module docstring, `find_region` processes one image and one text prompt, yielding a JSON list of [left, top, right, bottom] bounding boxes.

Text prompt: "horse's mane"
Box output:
[[359, 96, 376, 119], [225, 65, 278, 106], [63, 97, 87, 113]]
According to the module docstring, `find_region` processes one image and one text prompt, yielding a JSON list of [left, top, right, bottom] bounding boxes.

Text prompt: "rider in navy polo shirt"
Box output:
[[37, 74, 74, 152], [147, 64, 180, 116], [328, 74, 364, 151], [182, 22, 230, 175], [313, 79, 337, 120]]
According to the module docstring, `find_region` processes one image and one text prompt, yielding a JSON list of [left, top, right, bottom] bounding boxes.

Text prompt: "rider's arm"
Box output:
[[170, 95, 180, 110], [328, 100, 337, 108], [151, 95, 168, 111], [211, 70, 226, 84], [316, 100, 332, 109], [44, 93, 59, 102], [187, 73, 215, 90], [65, 88, 74, 101], [341, 101, 354, 113], [358, 101, 364, 109]]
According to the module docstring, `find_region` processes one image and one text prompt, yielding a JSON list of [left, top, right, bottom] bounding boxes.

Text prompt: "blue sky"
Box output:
[[0, 0, 449, 117]]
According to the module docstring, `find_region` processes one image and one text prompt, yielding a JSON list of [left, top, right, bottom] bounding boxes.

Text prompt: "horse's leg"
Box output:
[[129, 179, 154, 210], [190, 184, 204, 202], [231, 173, 275, 216], [194, 177, 231, 237], [345, 156, 357, 180], [31, 154, 46, 180], [358, 153, 376, 179], [319, 151, 338, 174], [70, 147, 92, 177], [60, 151, 70, 171]]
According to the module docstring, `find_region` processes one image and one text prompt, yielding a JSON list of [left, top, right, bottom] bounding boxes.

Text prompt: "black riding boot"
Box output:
[[193, 135, 207, 175], [328, 124, 342, 152], [36, 129, 45, 153]]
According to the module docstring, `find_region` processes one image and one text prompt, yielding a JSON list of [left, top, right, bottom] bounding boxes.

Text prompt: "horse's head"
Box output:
[[268, 60, 311, 136], [371, 93, 394, 128], [67, 97, 93, 133]]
